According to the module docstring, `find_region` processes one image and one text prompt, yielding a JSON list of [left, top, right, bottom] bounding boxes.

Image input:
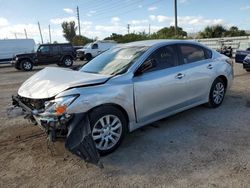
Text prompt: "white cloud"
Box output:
[[130, 19, 148, 25], [111, 17, 120, 24], [149, 15, 171, 22], [0, 17, 9, 27], [149, 15, 225, 26], [240, 5, 250, 10], [148, 6, 158, 11], [50, 16, 77, 24], [63, 8, 74, 14], [82, 21, 92, 25]]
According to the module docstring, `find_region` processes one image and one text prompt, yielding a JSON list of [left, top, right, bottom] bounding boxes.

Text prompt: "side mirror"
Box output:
[[135, 59, 157, 76]]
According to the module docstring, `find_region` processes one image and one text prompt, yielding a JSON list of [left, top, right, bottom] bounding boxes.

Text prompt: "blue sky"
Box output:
[[0, 0, 250, 43]]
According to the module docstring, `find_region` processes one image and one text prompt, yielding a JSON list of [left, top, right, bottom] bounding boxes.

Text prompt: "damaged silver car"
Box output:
[[9, 40, 234, 165]]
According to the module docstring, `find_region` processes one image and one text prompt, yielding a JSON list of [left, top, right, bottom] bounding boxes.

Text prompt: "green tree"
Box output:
[[150, 26, 187, 39], [225, 26, 247, 37], [61, 21, 77, 43], [72, 35, 92, 46], [199, 25, 227, 38]]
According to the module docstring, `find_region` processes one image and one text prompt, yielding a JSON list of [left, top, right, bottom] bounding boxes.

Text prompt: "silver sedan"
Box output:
[[12, 40, 234, 160]]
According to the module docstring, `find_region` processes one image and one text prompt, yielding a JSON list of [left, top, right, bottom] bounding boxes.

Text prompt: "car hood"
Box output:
[[16, 52, 36, 57], [18, 67, 111, 99]]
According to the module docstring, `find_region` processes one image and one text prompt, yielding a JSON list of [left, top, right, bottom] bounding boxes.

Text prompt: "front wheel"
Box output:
[[21, 59, 33, 71], [89, 106, 127, 155], [207, 78, 226, 108]]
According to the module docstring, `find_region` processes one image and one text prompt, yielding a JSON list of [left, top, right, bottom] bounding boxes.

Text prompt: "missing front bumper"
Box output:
[[10, 95, 101, 167]]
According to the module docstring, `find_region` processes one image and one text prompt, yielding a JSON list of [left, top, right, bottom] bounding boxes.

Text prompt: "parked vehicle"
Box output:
[[0, 39, 35, 64], [76, 43, 91, 60], [235, 47, 250, 63], [12, 43, 76, 71], [217, 46, 233, 58], [243, 54, 250, 72], [9, 40, 233, 165], [77, 40, 117, 61]]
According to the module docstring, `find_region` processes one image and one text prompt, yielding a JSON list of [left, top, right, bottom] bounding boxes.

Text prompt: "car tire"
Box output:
[[85, 53, 92, 61], [245, 69, 250, 72], [89, 106, 127, 156], [79, 57, 84, 61], [20, 59, 33, 71], [207, 78, 226, 108], [63, 56, 73, 67]]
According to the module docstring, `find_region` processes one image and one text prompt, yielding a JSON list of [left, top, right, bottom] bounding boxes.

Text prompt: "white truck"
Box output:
[[77, 40, 117, 61], [0, 39, 35, 64]]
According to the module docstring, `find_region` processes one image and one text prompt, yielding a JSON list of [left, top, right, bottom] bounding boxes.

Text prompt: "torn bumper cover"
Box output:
[[10, 95, 101, 166]]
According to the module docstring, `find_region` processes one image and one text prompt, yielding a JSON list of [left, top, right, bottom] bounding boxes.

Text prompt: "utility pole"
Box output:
[[148, 24, 151, 36], [127, 24, 130, 34], [76, 6, 81, 36], [48, 24, 52, 43], [38, 22, 43, 44], [24, 29, 28, 39], [174, 0, 178, 36], [14, 33, 17, 39]]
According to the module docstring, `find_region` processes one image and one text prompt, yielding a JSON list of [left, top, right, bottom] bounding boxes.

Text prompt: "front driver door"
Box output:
[[37, 45, 50, 63], [133, 45, 189, 123]]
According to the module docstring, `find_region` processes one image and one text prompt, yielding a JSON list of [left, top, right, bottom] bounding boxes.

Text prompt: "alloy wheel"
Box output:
[[213, 82, 225, 104], [92, 115, 122, 151]]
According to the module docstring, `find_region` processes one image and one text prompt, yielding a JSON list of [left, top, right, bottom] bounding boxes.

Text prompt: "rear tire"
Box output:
[[245, 69, 250, 72], [20, 59, 33, 71], [89, 106, 127, 156], [63, 56, 73, 67], [207, 78, 226, 108]]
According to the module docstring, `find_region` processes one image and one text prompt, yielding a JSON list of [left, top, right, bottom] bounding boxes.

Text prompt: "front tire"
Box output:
[[85, 53, 92, 61], [89, 106, 127, 155], [207, 78, 226, 108], [20, 59, 33, 71]]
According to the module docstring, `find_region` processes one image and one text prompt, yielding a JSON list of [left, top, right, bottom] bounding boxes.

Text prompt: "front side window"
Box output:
[[140, 45, 178, 73], [80, 46, 148, 75], [179, 44, 207, 64], [38, 45, 49, 53], [92, 44, 98, 49]]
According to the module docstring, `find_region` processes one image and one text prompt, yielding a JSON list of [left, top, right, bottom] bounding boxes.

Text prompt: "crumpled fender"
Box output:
[[65, 113, 102, 167]]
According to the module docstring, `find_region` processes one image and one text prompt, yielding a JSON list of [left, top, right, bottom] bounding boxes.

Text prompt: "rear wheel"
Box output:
[[207, 78, 226, 108], [89, 106, 127, 155], [63, 56, 73, 67], [21, 59, 33, 71], [245, 69, 250, 72]]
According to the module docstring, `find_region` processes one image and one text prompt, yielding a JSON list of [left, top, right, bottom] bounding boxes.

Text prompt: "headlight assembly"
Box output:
[[45, 95, 79, 115]]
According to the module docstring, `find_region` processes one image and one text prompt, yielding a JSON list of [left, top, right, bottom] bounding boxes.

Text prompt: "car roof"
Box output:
[[118, 39, 207, 49], [40, 43, 72, 46]]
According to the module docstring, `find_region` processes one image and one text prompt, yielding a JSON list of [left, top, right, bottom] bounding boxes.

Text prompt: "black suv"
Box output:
[[12, 43, 76, 71]]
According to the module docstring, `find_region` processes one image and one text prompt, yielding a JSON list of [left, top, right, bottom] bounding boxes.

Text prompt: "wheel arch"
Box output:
[[87, 103, 130, 132], [217, 75, 228, 89]]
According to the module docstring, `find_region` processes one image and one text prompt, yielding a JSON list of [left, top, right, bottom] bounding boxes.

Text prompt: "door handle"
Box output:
[[175, 73, 185, 79], [207, 64, 213, 69]]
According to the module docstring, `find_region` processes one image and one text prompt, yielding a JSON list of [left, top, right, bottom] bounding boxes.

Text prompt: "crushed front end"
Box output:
[[10, 95, 101, 166]]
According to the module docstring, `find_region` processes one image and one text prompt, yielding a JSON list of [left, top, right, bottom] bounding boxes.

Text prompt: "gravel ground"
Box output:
[[0, 61, 249, 188]]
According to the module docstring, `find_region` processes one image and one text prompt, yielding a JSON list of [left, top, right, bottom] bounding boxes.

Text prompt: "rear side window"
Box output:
[[61, 45, 73, 51], [178, 44, 211, 64], [52, 46, 60, 52], [142, 45, 178, 73]]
